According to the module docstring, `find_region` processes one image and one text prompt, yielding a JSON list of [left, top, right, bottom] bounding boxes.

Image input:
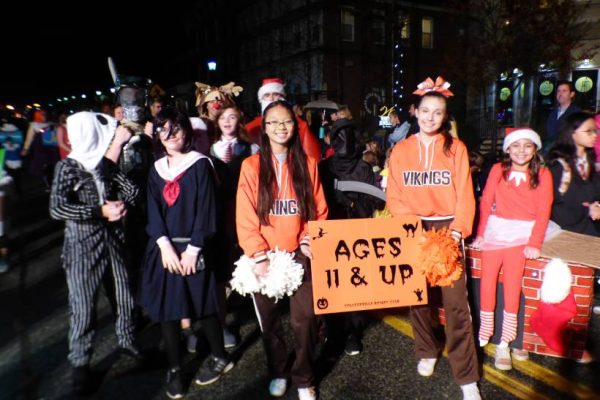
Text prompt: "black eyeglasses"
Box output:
[[265, 120, 294, 128], [156, 124, 182, 137]]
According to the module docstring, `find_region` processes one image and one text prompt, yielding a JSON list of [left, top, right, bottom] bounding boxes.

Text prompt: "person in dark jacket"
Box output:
[[547, 112, 600, 237], [319, 116, 385, 355], [545, 81, 581, 151]]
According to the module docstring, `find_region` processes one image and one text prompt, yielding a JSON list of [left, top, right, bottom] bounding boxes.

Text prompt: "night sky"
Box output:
[[1, 3, 196, 107]]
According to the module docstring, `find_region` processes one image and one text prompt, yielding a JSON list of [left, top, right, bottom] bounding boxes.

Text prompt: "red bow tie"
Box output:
[[162, 170, 187, 207]]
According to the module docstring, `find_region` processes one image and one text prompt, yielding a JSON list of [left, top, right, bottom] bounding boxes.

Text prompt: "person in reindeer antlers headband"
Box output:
[[194, 81, 243, 122], [386, 77, 482, 400]]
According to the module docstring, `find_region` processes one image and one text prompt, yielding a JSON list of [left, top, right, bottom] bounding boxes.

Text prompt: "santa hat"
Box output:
[[503, 127, 542, 152], [257, 78, 286, 101], [530, 259, 577, 354]]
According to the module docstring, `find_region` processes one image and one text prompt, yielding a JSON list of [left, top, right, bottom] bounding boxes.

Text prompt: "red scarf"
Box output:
[[162, 170, 187, 207]]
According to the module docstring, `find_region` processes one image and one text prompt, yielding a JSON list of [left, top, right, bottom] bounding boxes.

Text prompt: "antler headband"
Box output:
[[413, 76, 454, 97], [194, 81, 244, 106]]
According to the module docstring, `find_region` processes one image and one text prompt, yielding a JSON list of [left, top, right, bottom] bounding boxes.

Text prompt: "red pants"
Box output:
[[480, 246, 526, 314]]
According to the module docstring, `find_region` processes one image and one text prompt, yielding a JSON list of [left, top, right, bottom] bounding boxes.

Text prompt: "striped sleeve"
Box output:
[[113, 169, 139, 207], [49, 161, 102, 221]]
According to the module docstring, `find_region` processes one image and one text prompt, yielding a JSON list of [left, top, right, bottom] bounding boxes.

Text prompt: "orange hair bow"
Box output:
[[413, 76, 454, 97]]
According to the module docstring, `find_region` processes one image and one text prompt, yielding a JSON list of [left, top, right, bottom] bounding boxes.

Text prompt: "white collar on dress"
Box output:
[[155, 151, 206, 181]]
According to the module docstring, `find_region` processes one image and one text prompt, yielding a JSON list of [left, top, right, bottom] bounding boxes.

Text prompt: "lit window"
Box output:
[[400, 16, 410, 41], [422, 17, 433, 49], [342, 10, 355, 42]]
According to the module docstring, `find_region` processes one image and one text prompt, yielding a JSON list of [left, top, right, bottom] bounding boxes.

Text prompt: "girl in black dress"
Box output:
[[139, 109, 233, 399]]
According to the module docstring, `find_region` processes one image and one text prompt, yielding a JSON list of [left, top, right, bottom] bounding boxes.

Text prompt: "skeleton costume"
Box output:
[[49, 112, 139, 367]]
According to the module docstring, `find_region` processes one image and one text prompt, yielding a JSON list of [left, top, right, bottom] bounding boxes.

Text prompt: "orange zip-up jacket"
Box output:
[[236, 153, 328, 262], [246, 116, 321, 160], [386, 133, 475, 237]]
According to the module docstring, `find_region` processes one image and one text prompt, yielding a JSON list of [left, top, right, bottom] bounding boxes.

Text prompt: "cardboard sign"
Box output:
[[309, 216, 427, 314]]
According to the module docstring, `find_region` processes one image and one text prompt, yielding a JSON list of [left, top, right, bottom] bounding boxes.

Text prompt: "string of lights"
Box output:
[[392, 20, 404, 113]]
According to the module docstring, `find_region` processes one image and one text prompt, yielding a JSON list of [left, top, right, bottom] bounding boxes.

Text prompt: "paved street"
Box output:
[[3, 181, 600, 400]]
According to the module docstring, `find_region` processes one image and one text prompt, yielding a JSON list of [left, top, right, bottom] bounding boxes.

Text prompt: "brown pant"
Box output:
[[410, 218, 480, 385], [253, 251, 317, 388]]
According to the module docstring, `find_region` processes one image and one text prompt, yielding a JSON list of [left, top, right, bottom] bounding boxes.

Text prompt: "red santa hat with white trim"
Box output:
[[503, 127, 542, 152], [257, 78, 286, 101]]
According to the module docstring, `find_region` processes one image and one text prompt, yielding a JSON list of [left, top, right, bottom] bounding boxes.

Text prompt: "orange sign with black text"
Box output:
[[309, 217, 427, 315]]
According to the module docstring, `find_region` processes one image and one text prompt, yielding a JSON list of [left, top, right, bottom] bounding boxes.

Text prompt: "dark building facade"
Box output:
[[190, 0, 468, 133]]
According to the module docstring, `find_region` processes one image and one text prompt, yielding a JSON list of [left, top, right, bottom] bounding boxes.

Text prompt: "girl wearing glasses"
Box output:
[[547, 112, 600, 236], [548, 111, 600, 341], [236, 100, 328, 400], [139, 109, 233, 399]]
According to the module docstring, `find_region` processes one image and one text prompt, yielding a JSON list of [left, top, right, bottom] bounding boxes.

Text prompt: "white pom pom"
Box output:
[[540, 258, 572, 304], [261, 248, 304, 302], [230, 255, 262, 297], [230, 248, 304, 301]]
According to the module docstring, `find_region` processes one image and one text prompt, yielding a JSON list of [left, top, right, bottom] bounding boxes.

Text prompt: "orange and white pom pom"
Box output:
[[418, 228, 462, 287]]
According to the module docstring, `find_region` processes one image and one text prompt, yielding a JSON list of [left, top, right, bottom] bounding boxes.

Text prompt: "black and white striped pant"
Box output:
[[64, 236, 135, 367]]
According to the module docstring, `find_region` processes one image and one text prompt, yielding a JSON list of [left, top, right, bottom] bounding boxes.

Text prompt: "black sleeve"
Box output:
[[190, 158, 217, 247]]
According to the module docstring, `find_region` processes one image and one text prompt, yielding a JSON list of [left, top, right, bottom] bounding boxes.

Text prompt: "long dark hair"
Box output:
[[257, 100, 316, 226], [501, 149, 543, 189], [416, 91, 453, 156], [547, 111, 597, 181], [152, 108, 195, 155]]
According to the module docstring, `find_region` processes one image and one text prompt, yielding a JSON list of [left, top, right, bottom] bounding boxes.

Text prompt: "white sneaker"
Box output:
[[298, 386, 317, 400], [461, 382, 482, 400], [511, 348, 529, 362], [593, 305, 600, 315], [268, 378, 287, 397], [494, 346, 512, 371], [417, 357, 437, 377]]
